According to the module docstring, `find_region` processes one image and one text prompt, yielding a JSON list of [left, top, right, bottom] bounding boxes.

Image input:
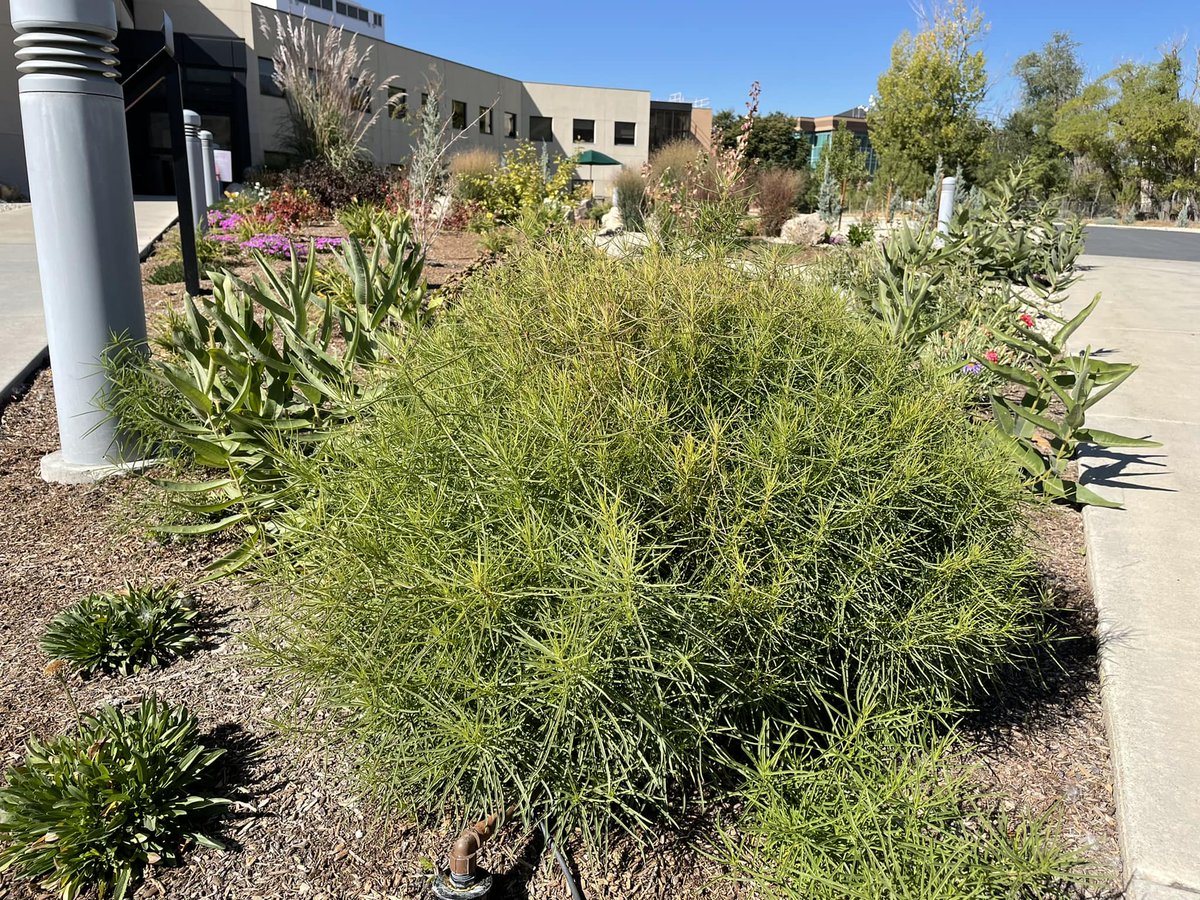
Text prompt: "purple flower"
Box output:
[[961, 363, 983, 375]]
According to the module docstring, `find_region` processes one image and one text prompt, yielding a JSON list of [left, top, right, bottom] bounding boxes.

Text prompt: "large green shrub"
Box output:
[[0, 697, 227, 900], [254, 238, 1042, 841]]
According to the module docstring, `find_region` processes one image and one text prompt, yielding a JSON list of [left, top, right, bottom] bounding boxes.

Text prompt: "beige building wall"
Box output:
[[0, 0, 679, 198], [521, 81, 650, 198]]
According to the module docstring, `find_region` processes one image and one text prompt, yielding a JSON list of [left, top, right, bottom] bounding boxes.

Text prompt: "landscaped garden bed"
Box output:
[[1, 55, 1155, 897], [1, 219, 1121, 900]]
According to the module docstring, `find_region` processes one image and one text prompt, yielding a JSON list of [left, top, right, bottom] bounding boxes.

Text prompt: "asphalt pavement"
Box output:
[[1085, 224, 1200, 262]]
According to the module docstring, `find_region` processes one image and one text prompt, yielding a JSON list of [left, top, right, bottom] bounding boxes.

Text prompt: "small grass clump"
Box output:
[[0, 696, 228, 900], [255, 236, 1045, 842], [41, 584, 199, 676], [720, 702, 1078, 899]]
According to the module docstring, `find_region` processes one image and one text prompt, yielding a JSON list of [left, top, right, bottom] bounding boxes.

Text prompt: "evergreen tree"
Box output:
[[817, 158, 840, 227]]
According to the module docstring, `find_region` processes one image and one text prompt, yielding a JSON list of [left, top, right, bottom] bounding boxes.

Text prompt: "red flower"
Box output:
[[1019, 313, 1035, 328], [985, 350, 1000, 363]]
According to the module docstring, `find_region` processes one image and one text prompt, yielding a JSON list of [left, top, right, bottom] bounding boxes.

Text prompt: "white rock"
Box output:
[[779, 213, 825, 246]]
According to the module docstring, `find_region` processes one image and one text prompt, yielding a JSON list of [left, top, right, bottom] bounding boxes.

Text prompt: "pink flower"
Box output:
[[1019, 313, 1035, 328], [985, 350, 1000, 363]]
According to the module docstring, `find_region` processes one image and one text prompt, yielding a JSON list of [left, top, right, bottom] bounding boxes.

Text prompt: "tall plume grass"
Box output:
[[259, 11, 387, 172]]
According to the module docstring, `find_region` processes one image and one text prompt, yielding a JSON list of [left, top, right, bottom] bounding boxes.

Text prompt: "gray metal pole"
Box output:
[[183, 109, 207, 231], [199, 129, 218, 208], [937, 175, 958, 236], [11, 0, 148, 477]]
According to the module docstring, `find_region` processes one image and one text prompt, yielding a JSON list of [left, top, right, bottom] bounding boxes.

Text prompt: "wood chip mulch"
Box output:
[[0, 234, 1120, 898]]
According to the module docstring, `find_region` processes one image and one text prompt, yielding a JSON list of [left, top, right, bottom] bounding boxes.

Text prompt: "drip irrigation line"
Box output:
[[541, 821, 585, 900]]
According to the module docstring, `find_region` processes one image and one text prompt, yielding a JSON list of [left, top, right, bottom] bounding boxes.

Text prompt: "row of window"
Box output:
[[259, 60, 638, 145], [291, 0, 383, 27]]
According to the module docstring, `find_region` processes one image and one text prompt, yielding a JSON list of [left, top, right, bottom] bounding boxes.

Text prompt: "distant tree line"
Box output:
[[711, 0, 1200, 221]]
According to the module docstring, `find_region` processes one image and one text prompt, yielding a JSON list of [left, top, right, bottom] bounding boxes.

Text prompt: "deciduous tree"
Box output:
[[869, 1, 990, 195]]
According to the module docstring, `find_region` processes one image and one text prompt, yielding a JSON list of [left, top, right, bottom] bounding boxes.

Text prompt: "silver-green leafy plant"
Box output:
[[0, 696, 228, 900], [106, 216, 425, 573], [858, 223, 957, 353], [980, 295, 1160, 508], [40, 583, 199, 676], [949, 161, 1086, 294]]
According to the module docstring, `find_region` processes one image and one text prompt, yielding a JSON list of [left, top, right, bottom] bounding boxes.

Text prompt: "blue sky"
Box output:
[[377, 0, 1199, 120]]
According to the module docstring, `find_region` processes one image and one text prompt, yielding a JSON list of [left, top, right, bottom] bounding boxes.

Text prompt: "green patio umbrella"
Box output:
[[576, 149, 622, 189]]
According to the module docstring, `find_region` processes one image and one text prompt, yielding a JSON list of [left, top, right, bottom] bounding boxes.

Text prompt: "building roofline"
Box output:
[[252, 3, 651, 95]]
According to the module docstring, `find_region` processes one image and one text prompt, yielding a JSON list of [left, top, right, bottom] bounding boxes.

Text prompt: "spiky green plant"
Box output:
[[104, 216, 426, 574], [0, 697, 228, 900], [40, 584, 199, 676], [981, 294, 1160, 508], [252, 235, 1046, 845]]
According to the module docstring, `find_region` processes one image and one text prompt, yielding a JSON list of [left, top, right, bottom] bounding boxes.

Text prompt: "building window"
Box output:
[[373, 12, 382, 25], [572, 118, 595, 143], [420, 92, 429, 109], [336, 1, 346, 13], [387, 86, 408, 120], [258, 57, 283, 97], [614, 121, 636, 145], [504, 111, 517, 138], [321, 0, 332, 9], [479, 106, 493, 134], [529, 115, 553, 142], [451, 100, 467, 130], [350, 77, 371, 113]]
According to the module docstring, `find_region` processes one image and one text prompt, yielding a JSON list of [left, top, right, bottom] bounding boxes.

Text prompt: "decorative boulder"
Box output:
[[780, 213, 825, 246], [599, 205, 624, 233]]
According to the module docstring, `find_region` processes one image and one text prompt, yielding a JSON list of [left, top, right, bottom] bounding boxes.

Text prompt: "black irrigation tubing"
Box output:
[[541, 821, 585, 900]]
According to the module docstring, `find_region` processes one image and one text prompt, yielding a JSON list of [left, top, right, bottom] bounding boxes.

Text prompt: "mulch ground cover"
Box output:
[[0, 233, 1121, 899]]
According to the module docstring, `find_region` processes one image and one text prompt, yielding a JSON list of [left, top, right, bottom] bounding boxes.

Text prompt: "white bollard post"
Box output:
[[199, 129, 218, 208], [937, 175, 957, 236], [11, 0, 149, 480], [183, 109, 207, 231]]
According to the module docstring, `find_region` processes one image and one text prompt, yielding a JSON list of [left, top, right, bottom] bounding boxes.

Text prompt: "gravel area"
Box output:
[[0, 235, 1120, 898]]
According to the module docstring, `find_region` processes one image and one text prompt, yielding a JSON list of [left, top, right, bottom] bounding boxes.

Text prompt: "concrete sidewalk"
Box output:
[[0, 198, 178, 405], [1068, 255, 1200, 899]]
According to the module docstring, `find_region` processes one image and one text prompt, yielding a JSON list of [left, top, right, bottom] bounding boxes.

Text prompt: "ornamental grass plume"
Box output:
[[258, 11, 389, 172]]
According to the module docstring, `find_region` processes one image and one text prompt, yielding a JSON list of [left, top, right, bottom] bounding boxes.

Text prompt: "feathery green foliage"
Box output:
[[0, 697, 228, 900], [41, 584, 199, 676], [252, 236, 1044, 843], [719, 703, 1079, 899]]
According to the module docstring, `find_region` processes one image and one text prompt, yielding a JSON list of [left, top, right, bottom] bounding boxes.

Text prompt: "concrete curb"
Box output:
[[0, 343, 48, 408], [1070, 252, 1200, 899], [1087, 222, 1200, 235], [0, 206, 178, 410]]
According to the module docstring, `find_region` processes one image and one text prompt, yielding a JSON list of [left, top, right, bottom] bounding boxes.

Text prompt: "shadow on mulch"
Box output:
[[964, 602, 1103, 737], [201, 721, 269, 855]]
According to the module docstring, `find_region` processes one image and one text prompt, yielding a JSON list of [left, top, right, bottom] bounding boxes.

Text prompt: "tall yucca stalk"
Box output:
[[259, 11, 387, 172]]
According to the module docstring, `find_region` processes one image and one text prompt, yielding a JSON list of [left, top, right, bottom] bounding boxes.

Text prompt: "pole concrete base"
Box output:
[[40, 450, 159, 485]]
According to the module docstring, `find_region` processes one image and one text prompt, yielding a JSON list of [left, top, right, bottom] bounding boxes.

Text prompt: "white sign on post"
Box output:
[[213, 149, 233, 183]]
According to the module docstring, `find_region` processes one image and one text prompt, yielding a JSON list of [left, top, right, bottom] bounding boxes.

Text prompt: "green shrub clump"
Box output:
[[720, 705, 1077, 899], [41, 584, 199, 675], [256, 238, 1043, 841], [0, 697, 228, 900]]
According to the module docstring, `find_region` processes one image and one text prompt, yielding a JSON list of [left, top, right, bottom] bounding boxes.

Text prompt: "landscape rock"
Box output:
[[780, 213, 825, 246], [600, 205, 624, 232]]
